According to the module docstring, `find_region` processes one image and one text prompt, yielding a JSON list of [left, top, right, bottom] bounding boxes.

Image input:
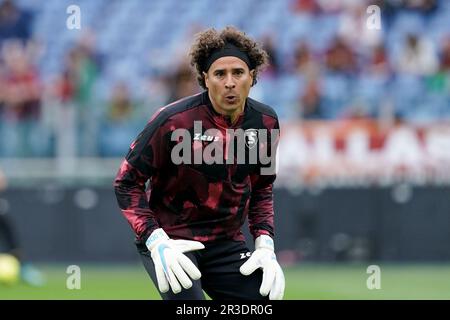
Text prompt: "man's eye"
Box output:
[[215, 72, 224, 77]]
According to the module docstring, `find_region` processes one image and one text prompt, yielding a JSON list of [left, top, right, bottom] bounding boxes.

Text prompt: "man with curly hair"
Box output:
[[114, 26, 285, 300]]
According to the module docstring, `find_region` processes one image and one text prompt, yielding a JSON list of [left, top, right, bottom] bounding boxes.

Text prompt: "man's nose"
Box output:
[[224, 74, 236, 89]]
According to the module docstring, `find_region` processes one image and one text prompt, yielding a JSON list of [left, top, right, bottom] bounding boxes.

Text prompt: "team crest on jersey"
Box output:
[[245, 129, 258, 149]]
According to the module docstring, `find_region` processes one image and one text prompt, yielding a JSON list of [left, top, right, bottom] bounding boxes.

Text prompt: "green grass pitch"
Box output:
[[1, 263, 450, 300]]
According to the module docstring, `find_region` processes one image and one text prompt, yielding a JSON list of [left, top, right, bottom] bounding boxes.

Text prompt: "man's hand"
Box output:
[[146, 228, 205, 294], [240, 235, 285, 300]]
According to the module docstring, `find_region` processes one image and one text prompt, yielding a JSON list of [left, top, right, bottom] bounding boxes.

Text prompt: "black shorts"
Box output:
[[139, 240, 268, 300]]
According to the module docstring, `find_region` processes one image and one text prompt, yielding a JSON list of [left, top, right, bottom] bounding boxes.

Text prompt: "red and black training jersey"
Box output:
[[114, 91, 280, 245]]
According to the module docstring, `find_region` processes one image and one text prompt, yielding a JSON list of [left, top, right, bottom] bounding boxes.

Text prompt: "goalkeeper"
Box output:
[[114, 26, 284, 300]]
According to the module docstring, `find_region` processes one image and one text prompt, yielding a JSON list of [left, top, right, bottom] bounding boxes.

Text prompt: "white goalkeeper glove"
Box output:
[[240, 235, 285, 300], [146, 228, 205, 294]]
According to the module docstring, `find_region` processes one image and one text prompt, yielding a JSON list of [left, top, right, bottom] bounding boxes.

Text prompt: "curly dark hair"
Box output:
[[189, 26, 269, 89]]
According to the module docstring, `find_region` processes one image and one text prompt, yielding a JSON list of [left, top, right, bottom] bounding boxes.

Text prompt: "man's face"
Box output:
[[204, 56, 254, 117]]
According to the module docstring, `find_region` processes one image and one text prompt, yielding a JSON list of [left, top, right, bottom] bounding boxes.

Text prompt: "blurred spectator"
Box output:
[[368, 44, 390, 75], [0, 0, 32, 45], [165, 61, 199, 103], [299, 78, 323, 119], [423, 36, 450, 103], [107, 83, 134, 122], [324, 37, 357, 74], [293, 41, 319, 77], [53, 69, 75, 104], [155, 23, 204, 103], [291, 0, 321, 14], [98, 82, 144, 157], [1, 42, 40, 118], [260, 33, 281, 77], [70, 32, 102, 108], [0, 41, 43, 156], [67, 31, 103, 156], [439, 36, 450, 72], [47, 53, 79, 159], [396, 33, 438, 76]]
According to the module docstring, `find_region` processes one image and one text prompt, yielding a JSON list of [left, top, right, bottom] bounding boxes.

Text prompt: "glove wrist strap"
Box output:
[[146, 228, 169, 251], [255, 234, 274, 251]]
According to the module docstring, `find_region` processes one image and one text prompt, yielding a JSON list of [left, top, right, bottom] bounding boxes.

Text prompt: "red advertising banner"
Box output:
[[277, 120, 450, 186]]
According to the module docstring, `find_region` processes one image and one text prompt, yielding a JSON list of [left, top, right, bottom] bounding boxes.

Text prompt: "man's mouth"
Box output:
[[225, 95, 237, 103]]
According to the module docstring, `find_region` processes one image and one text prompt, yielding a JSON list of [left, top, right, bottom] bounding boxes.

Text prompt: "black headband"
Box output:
[[203, 42, 253, 72]]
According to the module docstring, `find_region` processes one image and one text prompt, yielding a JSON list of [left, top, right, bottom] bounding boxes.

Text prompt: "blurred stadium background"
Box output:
[[1, 0, 450, 299]]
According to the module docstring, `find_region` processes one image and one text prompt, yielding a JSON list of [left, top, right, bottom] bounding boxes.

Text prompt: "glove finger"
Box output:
[[154, 257, 169, 293], [167, 267, 182, 294], [269, 268, 285, 300], [171, 258, 193, 289], [173, 240, 205, 253], [260, 264, 276, 297], [239, 254, 260, 276], [178, 253, 202, 280]]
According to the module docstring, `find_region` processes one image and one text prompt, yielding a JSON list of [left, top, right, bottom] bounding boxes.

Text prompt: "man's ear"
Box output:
[[203, 72, 209, 89], [250, 69, 256, 86]]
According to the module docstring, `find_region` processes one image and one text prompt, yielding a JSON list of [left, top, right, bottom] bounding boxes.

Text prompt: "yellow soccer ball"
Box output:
[[0, 254, 20, 286]]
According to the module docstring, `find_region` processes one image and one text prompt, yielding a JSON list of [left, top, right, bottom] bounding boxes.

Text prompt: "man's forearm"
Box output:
[[248, 183, 275, 239], [114, 160, 159, 241]]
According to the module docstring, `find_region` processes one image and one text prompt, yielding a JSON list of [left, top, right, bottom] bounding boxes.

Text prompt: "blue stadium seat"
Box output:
[[391, 75, 426, 119]]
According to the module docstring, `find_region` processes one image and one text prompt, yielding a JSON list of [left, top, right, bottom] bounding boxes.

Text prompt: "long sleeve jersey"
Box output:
[[114, 91, 279, 246]]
